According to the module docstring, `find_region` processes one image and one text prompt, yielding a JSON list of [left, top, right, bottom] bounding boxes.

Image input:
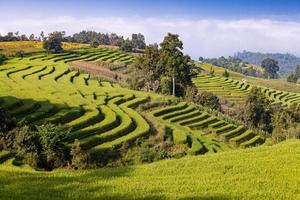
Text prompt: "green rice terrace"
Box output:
[[193, 74, 300, 106], [0, 48, 266, 165]]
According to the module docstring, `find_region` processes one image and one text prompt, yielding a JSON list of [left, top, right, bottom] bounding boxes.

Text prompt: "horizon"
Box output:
[[1, 0, 300, 58]]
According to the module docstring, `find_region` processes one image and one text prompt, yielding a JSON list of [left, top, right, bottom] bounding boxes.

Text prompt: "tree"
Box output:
[[287, 73, 298, 83], [131, 33, 146, 49], [37, 124, 69, 169], [43, 32, 64, 53], [159, 33, 193, 96], [29, 33, 35, 41], [222, 69, 230, 78], [90, 39, 100, 48], [120, 39, 133, 52], [198, 57, 204, 62], [242, 87, 272, 132], [194, 91, 221, 110], [261, 58, 280, 79], [40, 31, 45, 41]]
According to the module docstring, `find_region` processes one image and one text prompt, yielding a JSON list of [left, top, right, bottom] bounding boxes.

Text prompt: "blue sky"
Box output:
[[1, 0, 300, 57]]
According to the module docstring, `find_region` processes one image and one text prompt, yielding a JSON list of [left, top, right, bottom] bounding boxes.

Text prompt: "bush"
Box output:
[[194, 91, 221, 111], [160, 76, 172, 95], [287, 73, 298, 83], [0, 109, 17, 150], [223, 69, 230, 78], [71, 139, 91, 169], [90, 40, 100, 48], [0, 54, 7, 65], [37, 124, 70, 170]]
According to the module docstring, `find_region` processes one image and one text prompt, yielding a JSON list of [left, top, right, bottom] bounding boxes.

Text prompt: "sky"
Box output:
[[1, 0, 300, 58]]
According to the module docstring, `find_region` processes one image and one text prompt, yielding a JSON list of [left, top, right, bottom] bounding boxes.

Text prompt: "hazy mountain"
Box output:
[[234, 51, 300, 74]]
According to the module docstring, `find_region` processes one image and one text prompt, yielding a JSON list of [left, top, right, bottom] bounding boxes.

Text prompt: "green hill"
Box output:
[[0, 140, 299, 200]]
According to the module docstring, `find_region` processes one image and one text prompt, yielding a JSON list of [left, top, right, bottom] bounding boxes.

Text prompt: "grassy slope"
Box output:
[[0, 140, 299, 200], [0, 41, 89, 56], [199, 63, 300, 93]]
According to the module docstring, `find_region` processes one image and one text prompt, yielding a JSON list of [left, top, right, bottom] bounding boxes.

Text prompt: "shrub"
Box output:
[[37, 124, 70, 170], [223, 69, 230, 78], [71, 139, 91, 169], [287, 73, 298, 83], [90, 40, 100, 48], [0, 54, 7, 65], [160, 76, 172, 95], [194, 91, 221, 111]]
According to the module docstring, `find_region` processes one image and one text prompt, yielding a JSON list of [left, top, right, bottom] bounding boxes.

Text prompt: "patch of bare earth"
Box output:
[[68, 61, 127, 83]]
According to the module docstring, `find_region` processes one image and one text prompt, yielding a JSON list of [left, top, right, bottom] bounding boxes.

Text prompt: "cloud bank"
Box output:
[[1, 16, 300, 58]]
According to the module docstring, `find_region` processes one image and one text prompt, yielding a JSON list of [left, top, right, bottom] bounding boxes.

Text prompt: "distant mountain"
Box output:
[[234, 51, 300, 74]]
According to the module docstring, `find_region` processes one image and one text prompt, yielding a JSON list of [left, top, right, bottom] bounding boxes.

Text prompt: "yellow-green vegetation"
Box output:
[[199, 63, 300, 93], [0, 140, 299, 200], [0, 41, 89, 56], [1, 48, 260, 163], [0, 48, 155, 157], [194, 66, 300, 106], [151, 102, 264, 152]]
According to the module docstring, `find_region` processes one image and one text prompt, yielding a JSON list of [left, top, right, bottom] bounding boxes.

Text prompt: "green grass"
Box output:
[[0, 140, 299, 200], [199, 63, 300, 93], [193, 73, 300, 106]]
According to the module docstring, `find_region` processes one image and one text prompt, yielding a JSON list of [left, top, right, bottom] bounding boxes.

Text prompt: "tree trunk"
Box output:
[[172, 76, 175, 97]]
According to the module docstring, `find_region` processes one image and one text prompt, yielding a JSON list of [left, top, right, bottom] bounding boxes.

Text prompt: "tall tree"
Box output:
[[43, 32, 63, 53], [261, 58, 280, 79], [131, 33, 146, 49], [159, 33, 193, 96]]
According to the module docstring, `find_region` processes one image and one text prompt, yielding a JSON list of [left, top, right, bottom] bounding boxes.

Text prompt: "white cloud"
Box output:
[[1, 16, 300, 58]]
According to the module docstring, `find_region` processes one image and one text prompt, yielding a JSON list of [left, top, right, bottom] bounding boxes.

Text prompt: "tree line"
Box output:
[[0, 31, 146, 52]]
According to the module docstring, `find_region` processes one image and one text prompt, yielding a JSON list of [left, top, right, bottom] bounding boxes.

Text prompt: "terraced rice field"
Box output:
[[0, 49, 263, 162], [193, 74, 300, 106], [0, 50, 149, 158], [151, 103, 264, 153]]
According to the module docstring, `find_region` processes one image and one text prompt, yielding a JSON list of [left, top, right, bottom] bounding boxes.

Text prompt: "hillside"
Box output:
[[199, 63, 300, 93], [0, 47, 267, 167], [0, 41, 89, 56], [0, 140, 299, 200], [235, 51, 300, 74]]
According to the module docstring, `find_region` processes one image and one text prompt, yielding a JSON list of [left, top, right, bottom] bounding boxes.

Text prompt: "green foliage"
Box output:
[[242, 87, 272, 133], [261, 58, 280, 79], [120, 39, 133, 52], [70, 139, 91, 169], [236, 51, 300, 74], [194, 91, 221, 111], [90, 39, 100, 48], [0, 54, 7, 65], [296, 65, 300, 78], [14, 126, 42, 168], [43, 32, 64, 53], [133, 33, 194, 96], [37, 124, 70, 169], [160, 76, 172, 95], [287, 73, 298, 83], [222, 69, 229, 77], [272, 103, 300, 143], [131, 33, 146, 49]]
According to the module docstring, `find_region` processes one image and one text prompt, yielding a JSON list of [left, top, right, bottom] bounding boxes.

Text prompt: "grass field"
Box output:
[[0, 140, 299, 200], [194, 64, 300, 106], [0, 41, 90, 56], [0, 48, 264, 164], [199, 63, 300, 93]]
